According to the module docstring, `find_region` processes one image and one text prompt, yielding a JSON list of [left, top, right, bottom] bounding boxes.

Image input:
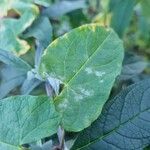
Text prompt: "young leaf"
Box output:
[[71, 79, 150, 150], [0, 96, 61, 150], [39, 24, 124, 131], [0, 49, 32, 72]]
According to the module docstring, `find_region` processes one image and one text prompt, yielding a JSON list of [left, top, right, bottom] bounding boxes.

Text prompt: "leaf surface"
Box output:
[[71, 79, 150, 150], [0, 96, 61, 150], [39, 24, 124, 131]]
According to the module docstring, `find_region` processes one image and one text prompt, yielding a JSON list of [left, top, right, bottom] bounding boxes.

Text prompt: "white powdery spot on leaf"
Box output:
[[0, 24, 6, 32], [85, 67, 93, 74], [74, 94, 84, 102], [58, 99, 68, 109], [94, 71, 106, 77], [71, 88, 84, 102], [80, 88, 94, 96], [99, 79, 104, 83], [74, 87, 94, 100], [117, 63, 121, 68]]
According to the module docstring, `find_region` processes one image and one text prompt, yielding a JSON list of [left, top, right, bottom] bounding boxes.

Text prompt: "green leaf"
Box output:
[[68, 9, 88, 28], [0, 95, 61, 150], [0, 0, 13, 17], [0, 50, 32, 98], [138, 0, 150, 42], [23, 16, 52, 48], [0, 1, 39, 55], [109, 0, 138, 37], [0, 49, 32, 72], [42, 0, 86, 18], [120, 52, 147, 80], [141, 0, 150, 18], [21, 77, 42, 95], [71, 79, 150, 150], [39, 24, 124, 131], [22, 16, 53, 67], [0, 65, 26, 99], [145, 145, 150, 150], [0, 49, 32, 98], [34, 0, 52, 7], [31, 140, 53, 150]]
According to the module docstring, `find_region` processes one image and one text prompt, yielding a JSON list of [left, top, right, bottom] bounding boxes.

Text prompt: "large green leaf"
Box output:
[[0, 1, 39, 55], [0, 96, 61, 150], [71, 79, 150, 150], [39, 24, 124, 131]]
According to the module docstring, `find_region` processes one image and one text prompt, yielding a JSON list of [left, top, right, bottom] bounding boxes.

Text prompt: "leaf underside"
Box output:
[[71, 79, 150, 150]]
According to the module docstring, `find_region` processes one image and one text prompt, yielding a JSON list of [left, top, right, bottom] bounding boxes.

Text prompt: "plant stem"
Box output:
[[57, 126, 65, 150], [35, 40, 44, 68], [45, 81, 54, 97], [45, 81, 66, 150]]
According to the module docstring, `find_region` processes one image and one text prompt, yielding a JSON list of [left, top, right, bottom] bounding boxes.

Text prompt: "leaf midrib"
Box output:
[[54, 30, 113, 103]]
